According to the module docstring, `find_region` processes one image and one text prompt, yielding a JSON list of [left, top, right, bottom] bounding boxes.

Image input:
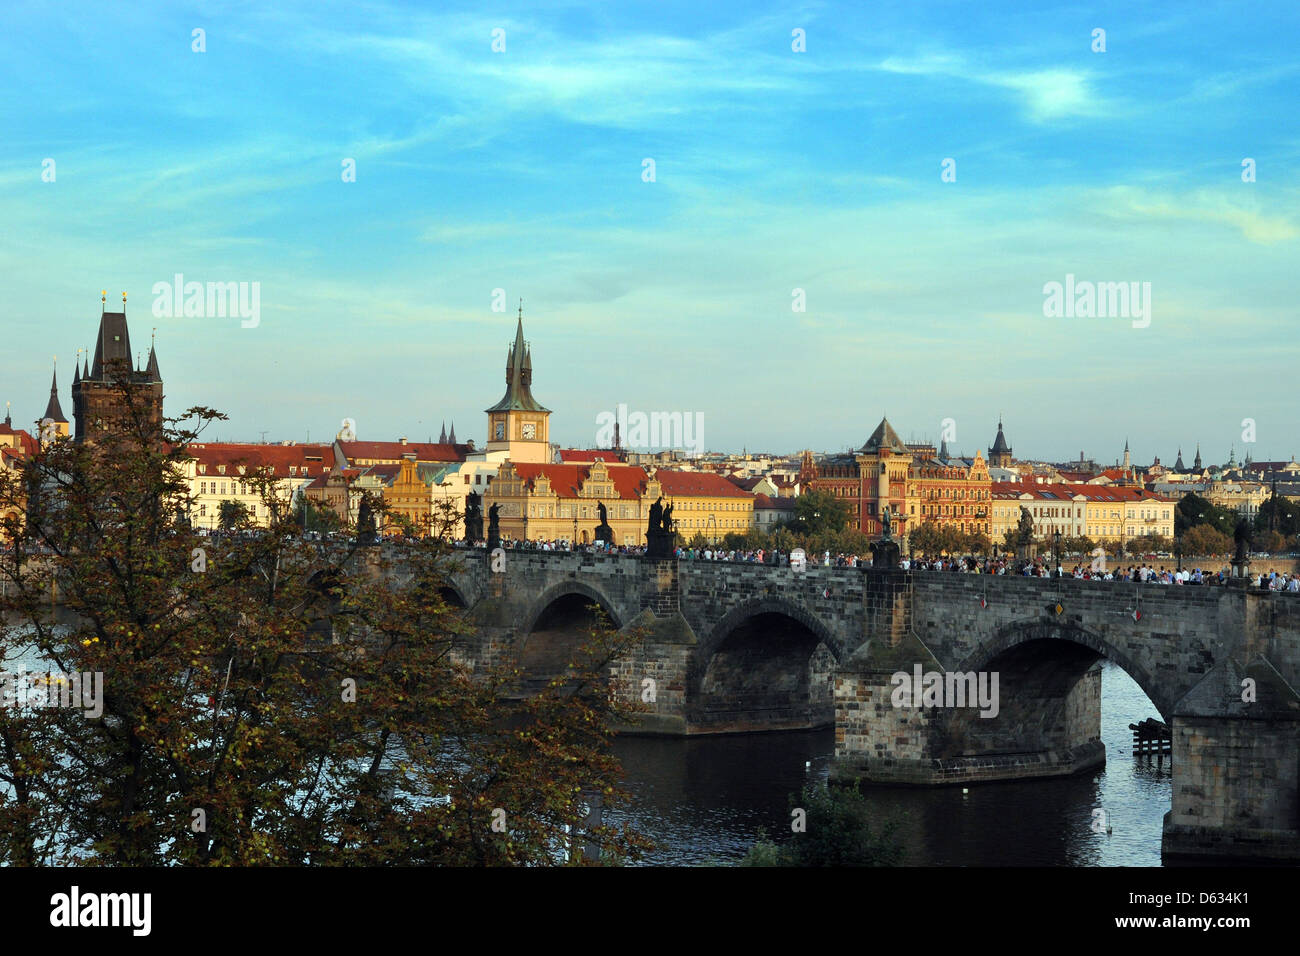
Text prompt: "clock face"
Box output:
[[495, 422, 505, 440], [522, 423, 536, 439]]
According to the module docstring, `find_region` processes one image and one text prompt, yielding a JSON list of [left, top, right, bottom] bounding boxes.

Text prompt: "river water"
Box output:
[[611, 660, 1171, 866]]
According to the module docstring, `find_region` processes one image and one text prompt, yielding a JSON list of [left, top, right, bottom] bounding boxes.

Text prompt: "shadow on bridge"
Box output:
[[692, 602, 841, 734]]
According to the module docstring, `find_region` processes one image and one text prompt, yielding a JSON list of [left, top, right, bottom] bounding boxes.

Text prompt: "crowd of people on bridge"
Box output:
[[470, 538, 1299, 591]]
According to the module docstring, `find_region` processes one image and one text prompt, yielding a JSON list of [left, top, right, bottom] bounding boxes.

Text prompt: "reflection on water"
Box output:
[[611, 660, 1171, 866]]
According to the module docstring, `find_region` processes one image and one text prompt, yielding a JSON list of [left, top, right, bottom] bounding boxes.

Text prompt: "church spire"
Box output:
[[439, 421, 447, 444], [448, 421, 456, 444], [43, 360, 68, 424], [485, 302, 549, 416], [143, 328, 160, 382]]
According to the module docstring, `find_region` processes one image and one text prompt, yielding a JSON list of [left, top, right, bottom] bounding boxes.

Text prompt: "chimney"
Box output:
[[400, 437, 407, 445]]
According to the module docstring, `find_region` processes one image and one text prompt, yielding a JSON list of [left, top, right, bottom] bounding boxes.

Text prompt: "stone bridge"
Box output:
[[412, 547, 1299, 862]]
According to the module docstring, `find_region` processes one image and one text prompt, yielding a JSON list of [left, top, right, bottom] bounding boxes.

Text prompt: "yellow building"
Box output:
[[374, 457, 470, 538], [185, 443, 333, 529], [484, 460, 755, 546], [486, 458, 650, 545], [0, 418, 37, 542], [990, 483, 1088, 542], [656, 470, 756, 542], [991, 482, 1175, 547]]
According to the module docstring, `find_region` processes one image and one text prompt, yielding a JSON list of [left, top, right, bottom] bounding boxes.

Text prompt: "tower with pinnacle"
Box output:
[[483, 303, 550, 462], [988, 418, 1012, 468], [42, 360, 70, 439], [71, 291, 164, 442]]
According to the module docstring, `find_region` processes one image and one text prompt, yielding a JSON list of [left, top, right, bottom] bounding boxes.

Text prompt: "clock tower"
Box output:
[[484, 305, 550, 462]]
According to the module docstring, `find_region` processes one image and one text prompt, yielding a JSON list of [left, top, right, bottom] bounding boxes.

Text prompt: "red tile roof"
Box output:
[[185, 442, 333, 478], [510, 463, 648, 500], [753, 493, 795, 510], [337, 441, 467, 464], [992, 481, 1171, 503], [556, 448, 623, 463], [655, 469, 755, 499]]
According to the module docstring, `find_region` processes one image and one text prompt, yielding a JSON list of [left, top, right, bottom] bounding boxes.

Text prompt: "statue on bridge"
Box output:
[[648, 496, 663, 534], [356, 492, 379, 546], [594, 500, 614, 546], [1016, 506, 1035, 545], [486, 502, 501, 552], [1015, 505, 1037, 561], [645, 496, 675, 559], [868, 504, 900, 568], [464, 490, 483, 544], [1231, 518, 1253, 579]]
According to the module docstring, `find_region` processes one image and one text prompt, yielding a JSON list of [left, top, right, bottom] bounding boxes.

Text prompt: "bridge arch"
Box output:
[[693, 596, 840, 733], [436, 578, 472, 609], [521, 579, 624, 635], [704, 597, 842, 664], [958, 619, 1170, 718]]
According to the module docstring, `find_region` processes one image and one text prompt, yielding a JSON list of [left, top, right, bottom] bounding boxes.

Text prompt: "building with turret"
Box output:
[[71, 293, 163, 442], [484, 305, 551, 463], [41, 363, 70, 439], [988, 419, 1013, 468], [809, 417, 992, 541]]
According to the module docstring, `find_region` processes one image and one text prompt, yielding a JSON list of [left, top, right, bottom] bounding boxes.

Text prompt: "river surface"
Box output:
[[611, 659, 1171, 866]]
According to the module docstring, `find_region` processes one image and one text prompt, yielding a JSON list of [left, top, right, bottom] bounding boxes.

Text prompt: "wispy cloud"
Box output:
[[877, 53, 1108, 121]]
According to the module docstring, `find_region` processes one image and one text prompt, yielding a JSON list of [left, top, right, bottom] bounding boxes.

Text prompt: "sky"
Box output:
[[2, 0, 1297, 465]]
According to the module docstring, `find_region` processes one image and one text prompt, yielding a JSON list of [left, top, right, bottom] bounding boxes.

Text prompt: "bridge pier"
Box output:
[[1161, 658, 1300, 862], [831, 630, 1105, 785]]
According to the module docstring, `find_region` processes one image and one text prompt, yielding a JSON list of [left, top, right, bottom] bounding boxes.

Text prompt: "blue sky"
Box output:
[[2, 0, 1297, 464]]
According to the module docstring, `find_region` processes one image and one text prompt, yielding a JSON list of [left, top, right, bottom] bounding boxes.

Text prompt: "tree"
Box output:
[[1061, 535, 1096, 556], [785, 489, 851, 537], [1128, 533, 1173, 554], [293, 495, 342, 534], [1182, 523, 1233, 556], [740, 782, 903, 866], [1256, 496, 1300, 537], [217, 499, 252, 533], [908, 521, 943, 557], [1176, 492, 1235, 536], [0, 383, 649, 866], [1251, 529, 1286, 554]]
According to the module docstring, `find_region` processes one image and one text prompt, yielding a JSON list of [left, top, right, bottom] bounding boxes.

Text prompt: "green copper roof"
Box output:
[[485, 312, 551, 413]]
